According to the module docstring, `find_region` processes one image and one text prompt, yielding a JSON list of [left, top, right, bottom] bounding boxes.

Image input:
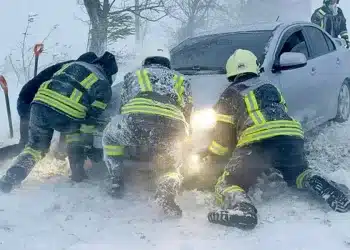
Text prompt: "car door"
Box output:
[[272, 27, 316, 130], [302, 25, 341, 123]]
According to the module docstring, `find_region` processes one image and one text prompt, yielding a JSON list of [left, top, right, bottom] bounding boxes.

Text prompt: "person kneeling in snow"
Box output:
[[201, 49, 350, 229], [102, 47, 193, 216], [0, 52, 118, 193], [0, 52, 98, 162]]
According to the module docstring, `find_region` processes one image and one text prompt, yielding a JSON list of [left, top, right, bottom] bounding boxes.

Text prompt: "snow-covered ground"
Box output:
[[0, 117, 350, 249]]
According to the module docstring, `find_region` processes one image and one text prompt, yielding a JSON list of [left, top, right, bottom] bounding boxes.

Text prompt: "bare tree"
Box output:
[[78, 0, 167, 55], [165, 0, 222, 42], [5, 14, 59, 85]]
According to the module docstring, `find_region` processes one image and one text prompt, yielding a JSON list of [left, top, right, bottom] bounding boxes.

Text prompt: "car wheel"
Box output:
[[335, 82, 350, 123]]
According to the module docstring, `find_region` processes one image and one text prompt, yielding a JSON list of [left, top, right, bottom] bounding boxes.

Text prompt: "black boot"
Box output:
[[0, 166, 28, 193], [107, 176, 124, 198], [208, 202, 258, 230], [0, 175, 15, 193], [70, 164, 88, 182], [304, 174, 350, 213], [208, 186, 258, 229], [155, 175, 182, 217]]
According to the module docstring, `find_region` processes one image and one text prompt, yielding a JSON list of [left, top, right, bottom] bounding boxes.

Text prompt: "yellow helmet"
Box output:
[[225, 49, 260, 78]]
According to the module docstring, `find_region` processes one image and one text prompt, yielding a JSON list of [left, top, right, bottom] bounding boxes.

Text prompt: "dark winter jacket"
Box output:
[[17, 61, 73, 118], [311, 5, 348, 41], [33, 61, 113, 124], [17, 52, 99, 118], [121, 64, 193, 125], [208, 75, 304, 157]]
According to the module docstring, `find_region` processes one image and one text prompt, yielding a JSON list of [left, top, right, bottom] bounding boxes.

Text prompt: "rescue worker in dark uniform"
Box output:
[[0, 52, 98, 161], [202, 49, 350, 229], [102, 48, 193, 216], [311, 0, 349, 48], [0, 51, 118, 193]]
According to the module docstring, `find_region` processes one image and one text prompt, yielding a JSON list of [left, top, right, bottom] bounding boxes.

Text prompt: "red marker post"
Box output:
[[33, 43, 44, 77], [0, 75, 13, 138]]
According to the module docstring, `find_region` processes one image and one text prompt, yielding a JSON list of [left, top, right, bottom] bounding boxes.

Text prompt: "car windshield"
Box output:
[[170, 31, 273, 73]]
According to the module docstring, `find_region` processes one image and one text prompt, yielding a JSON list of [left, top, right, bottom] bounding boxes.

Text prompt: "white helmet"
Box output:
[[142, 47, 171, 69]]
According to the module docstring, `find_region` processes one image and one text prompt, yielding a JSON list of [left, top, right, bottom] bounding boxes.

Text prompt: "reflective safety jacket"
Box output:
[[311, 6, 348, 42], [120, 64, 193, 126], [33, 61, 112, 123], [208, 76, 304, 157]]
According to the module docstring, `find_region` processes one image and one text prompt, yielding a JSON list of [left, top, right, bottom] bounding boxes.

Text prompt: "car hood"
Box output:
[[189, 74, 229, 110]]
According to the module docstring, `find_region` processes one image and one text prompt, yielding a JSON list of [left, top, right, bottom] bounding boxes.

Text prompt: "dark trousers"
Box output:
[[4, 104, 89, 184], [219, 136, 308, 192]]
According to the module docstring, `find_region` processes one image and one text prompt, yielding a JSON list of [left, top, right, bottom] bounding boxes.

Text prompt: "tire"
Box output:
[[334, 82, 350, 123]]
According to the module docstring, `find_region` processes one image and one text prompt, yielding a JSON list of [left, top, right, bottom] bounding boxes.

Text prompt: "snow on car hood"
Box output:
[[188, 74, 229, 110]]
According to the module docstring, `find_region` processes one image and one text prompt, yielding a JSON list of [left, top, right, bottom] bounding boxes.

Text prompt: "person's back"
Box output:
[[33, 59, 112, 123]]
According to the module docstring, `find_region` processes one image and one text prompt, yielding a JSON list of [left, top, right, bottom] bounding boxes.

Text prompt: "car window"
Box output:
[[278, 30, 309, 59], [170, 31, 273, 72], [303, 26, 331, 58], [323, 33, 336, 51]]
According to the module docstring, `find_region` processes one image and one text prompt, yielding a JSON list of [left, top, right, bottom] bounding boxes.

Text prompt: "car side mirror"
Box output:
[[274, 52, 307, 72]]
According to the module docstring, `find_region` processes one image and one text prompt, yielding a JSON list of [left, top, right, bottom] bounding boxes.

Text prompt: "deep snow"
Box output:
[[0, 117, 350, 249]]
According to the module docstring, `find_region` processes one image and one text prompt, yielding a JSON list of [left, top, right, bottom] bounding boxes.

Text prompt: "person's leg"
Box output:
[[275, 137, 350, 213], [208, 144, 272, 229], [102, 116, 134, 197], [0, 105, 54, 192]]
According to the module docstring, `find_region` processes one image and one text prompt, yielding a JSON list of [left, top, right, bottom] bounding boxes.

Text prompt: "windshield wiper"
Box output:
[[174, 66, 225, 72]]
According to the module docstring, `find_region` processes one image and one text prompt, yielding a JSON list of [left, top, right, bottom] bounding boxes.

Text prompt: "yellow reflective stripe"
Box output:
[[104, 145, 124, 156], [121, 105, 185, 121], [53, 63, 71, 76], [136, 69, 152, 92], [216, 114, 234, 124], [126, 97, 181, 113], [34, 93, 86, 119], [244, 91, 265, 125], [173, 74, 185, 107], [80, 124, 95, 134], [91, 100, 107, 110], [70, 73, 98, 102], [41, 81, 50, 89], [208, 140, 228, 156], [276, 88, 287, 112], [65, 133, 81, 143], [38, 89, 87, 112], [81, 73, 98, 89], [296, 169, 313, 189], [240, 120, 302, 138], [237, 128, 304, 148], [22, 146, 42, 162], [136, 70, 146, 91], [215, 171, 244, 205], [319, 9, 325, 15]]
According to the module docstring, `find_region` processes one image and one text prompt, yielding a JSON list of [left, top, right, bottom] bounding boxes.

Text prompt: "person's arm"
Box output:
[[339, 8, 349, 48], [311, 8, 324, 29]]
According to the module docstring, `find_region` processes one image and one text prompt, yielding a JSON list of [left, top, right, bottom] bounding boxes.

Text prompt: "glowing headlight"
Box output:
[[191, 108, 217, 130]]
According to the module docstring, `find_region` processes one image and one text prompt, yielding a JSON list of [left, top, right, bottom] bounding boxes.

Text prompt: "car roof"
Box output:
[[170, 21, 313, 52]]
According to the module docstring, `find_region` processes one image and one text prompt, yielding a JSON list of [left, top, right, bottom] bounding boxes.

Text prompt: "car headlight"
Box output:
[[191, 108, 217, 130]]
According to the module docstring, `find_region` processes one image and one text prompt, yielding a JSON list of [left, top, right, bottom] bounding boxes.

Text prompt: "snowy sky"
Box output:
[[0, 0, 349, 66]]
